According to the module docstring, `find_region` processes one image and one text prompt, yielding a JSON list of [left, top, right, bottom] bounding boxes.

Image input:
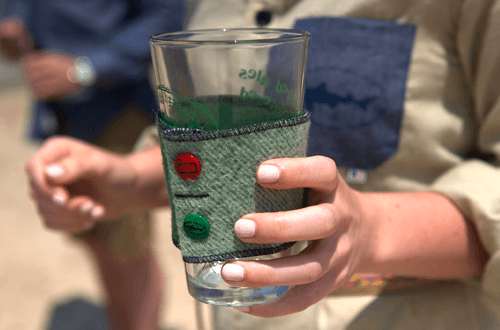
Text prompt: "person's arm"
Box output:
[[217, 156, 488, 317], [26, 136, 168, 233], [21, 0, 184, 100], [0, 0, 32, 60], [126, 143, 170, 211], [222, 0, 500, 318], [359, 191, 488, 279]]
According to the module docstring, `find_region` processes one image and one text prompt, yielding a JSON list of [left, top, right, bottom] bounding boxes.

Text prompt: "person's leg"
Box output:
[[83, 217, 164, 330], [78, 107, 164, 330]]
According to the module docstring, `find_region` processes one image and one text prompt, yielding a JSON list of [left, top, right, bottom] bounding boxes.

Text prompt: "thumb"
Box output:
[[44, 156, 102, 185]]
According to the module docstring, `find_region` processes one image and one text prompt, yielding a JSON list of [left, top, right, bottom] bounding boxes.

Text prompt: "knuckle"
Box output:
[[64, 156, 79, 172], [317, 156, 337, 175], [320, 218, 336, 236], [335, 201, 352, 223], [44, 136, 63, 148], [305, 261, 324, 282], [320, 157, 338, 186], [271, 214, 286, 241], [317, 204, 337, 234], [308, 156, 338, 191]]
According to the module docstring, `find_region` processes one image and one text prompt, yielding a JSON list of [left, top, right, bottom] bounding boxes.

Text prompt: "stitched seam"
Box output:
[[158, 112, 310, 142], [182, 242, 296, 263], [173, 238, 181, 249]]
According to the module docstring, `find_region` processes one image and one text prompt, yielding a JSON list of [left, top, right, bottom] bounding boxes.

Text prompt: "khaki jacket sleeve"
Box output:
[[431, 0, 500, 316], [133, 125, 161, 151]]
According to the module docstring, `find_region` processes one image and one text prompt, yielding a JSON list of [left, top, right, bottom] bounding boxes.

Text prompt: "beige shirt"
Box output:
[[144, 0, 500, 328]]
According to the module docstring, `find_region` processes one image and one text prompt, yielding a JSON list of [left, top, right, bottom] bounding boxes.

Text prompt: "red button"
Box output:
[[175, 153, 201, 181]]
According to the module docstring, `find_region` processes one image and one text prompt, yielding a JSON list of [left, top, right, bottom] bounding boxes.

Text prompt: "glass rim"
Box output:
[[149, 28, 310, 45]]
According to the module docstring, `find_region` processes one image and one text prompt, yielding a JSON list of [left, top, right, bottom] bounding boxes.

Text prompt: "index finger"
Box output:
[[25, 138, 73, 195], [257, 156, 339, 192]]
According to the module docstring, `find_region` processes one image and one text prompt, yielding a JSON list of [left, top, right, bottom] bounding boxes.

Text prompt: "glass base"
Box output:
[[185, 252, 291, 307]]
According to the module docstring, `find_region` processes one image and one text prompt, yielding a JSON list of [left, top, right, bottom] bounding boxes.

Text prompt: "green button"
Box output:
[[183, 214, 210, 240]]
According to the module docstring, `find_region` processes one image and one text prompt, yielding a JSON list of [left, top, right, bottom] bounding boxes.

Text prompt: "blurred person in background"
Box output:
[[0, 1, 184, 329], [26, 0, 500, 330]]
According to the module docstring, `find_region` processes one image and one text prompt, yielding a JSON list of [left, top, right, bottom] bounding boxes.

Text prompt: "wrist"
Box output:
[[354, 190, 385, 274], [124, 146, 169, 210], [123, 152, 149, 210]]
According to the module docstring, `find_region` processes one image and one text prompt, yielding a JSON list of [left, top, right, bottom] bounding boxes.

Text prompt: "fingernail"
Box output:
[[235, 219, 255, 238], [45, 165, 64, 178], [222, 264, 244, 282], [257, 165, 280, 183], [91, 206, 104, 220], [234, 306, 250, 313], [79, 202, 93, 214], [82, 221, 95, 230], [52, 193, 66, 206]]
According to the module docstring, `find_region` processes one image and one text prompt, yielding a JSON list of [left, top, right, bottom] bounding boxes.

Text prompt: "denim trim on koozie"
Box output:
[[158, 112, 310, 142], [182, 242, 296, 263]]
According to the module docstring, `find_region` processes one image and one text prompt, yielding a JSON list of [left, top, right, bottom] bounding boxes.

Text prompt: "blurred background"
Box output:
[[0, 56, 197, 330], [0, 2, 197, 329]]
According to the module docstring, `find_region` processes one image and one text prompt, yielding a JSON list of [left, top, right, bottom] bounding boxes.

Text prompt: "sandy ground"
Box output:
[[0, 59, 198, 330]]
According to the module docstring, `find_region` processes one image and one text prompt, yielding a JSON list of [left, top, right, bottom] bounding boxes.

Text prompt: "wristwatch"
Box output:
[[67, 56, 96, 87]]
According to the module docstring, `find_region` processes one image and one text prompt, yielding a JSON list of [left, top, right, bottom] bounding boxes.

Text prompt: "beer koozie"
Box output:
[[157, 113, 310, 263]]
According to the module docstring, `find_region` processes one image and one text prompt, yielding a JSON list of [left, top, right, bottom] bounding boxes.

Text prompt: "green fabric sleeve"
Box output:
[[157, 113, 310, 263]]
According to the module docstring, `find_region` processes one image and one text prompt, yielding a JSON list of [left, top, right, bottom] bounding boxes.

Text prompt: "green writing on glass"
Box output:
[[156, 70, 304, 131], [157, 85, 219, 130], [238, 67, 302, 114], [239, 68, 270, 87], [157, 94, 301, 131]]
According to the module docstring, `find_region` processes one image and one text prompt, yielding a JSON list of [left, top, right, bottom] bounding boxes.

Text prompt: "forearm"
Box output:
[[126, 144, 170, 210], [359, 191, 489, 279]]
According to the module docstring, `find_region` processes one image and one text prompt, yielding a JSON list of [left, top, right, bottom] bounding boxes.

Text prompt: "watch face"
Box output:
[[74, 56, 96, 87]]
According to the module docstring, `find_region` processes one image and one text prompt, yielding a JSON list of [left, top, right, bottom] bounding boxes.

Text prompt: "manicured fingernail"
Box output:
[[45, 165, 64, 178], [257, 165, 280, 183], [82, 221, 95, 230], [235, 219, 255, 238], [222, 264, 244, 282], [52, 193, 66, 206], [234, 306, 250, 313], [91, 206, 104, 220], [79, 202, 93, 214]]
